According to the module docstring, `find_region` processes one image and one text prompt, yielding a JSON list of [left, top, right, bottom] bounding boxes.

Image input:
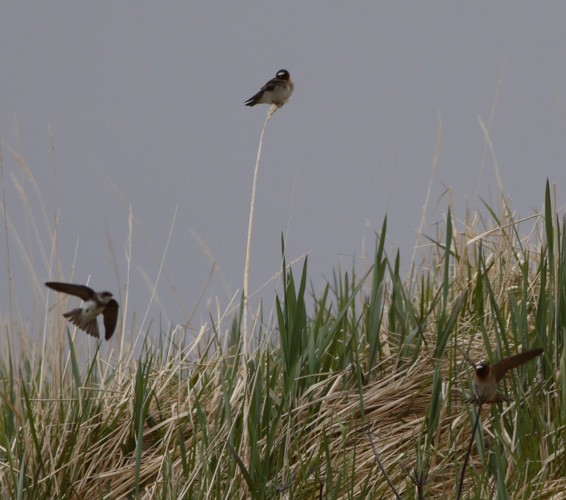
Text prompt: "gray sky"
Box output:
[[2, 3, 566, 337]]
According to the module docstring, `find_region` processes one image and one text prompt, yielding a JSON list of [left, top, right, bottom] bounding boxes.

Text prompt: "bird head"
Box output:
[[474, 362, 491, 379]]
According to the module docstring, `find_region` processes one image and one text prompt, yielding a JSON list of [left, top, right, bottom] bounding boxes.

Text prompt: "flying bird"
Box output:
[[461, 347, 543, 403], [245, 69, 294, 107], [45, 281, 119, 340]]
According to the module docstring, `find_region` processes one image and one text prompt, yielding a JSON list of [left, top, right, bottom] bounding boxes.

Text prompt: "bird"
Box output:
[[461, 347, 543, 403], [45, 281, 119, 340], [245, 69, 294, 107]]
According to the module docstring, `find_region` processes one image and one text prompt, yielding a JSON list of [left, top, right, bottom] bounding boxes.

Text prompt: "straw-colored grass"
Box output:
[[0, 140, 564, 499]]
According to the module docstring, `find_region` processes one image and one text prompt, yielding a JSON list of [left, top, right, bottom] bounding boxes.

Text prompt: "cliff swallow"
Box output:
[[462, 348, 543, 403], [245, 69, 294, 107], [45, 281, 119, 340]]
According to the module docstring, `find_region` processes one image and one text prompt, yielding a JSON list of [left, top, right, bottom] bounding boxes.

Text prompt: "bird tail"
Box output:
[[244, 92, 262, 106], [63, 309, 100, 338]]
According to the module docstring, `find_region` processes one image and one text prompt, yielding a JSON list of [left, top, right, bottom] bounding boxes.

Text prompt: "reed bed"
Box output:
[[0, 142, 564, 498]]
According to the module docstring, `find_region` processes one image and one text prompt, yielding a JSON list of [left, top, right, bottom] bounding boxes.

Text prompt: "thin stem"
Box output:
[[367, 428, 402, 500], [242, 107, 275, 343], [456, 402, 483, 500]]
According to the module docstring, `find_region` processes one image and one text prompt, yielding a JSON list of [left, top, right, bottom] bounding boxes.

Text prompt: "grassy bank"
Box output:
[[0, 183, 564, 499]]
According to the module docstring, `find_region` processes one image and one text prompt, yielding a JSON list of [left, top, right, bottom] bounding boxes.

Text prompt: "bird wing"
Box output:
[[260, 77, 281, 93], [45, 282, 94, 301], [103, 299, 119, 340], [492, 348, 543, 383], [245, 90, 263, 106]]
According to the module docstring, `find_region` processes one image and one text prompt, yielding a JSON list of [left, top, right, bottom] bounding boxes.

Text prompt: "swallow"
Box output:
[[45, 281, 119, 340], [461, 347, 543, 403], [245, 69, 294, 107]]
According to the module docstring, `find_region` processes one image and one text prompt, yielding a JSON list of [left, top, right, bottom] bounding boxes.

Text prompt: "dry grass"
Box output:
[[0, 143, 564, 498]]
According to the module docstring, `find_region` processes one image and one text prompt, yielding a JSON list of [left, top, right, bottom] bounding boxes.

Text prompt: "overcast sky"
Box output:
[[2, 3, 566, 340]]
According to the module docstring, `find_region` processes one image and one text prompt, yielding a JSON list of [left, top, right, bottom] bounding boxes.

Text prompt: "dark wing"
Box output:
[[45, 282, 94, 301], [245, 90, 263, 106], [103, 299, 119, 340], [260, 77, 281, 93], [245, 77, 284, 106], [492, 348, 543, 383]]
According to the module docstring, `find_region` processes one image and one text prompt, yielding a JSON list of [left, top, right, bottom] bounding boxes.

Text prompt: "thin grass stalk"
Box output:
[[474, 65, 504, 205], [243, 106, 277, 342], [367, 429, 401, 499], [119, 206, 134, 364], [366, 218, 387, 370], [456, 402, 483, 500], [0, 139, 15, 337], [411, 114, 442, 269], [242, 104, 278, 478], [138, 207, 178, 338]]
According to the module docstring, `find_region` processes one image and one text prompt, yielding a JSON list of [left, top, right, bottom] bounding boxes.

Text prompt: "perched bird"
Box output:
[[245, 69, 294, 107], [462, 347, 543, 403], [45, 281, 119, 340]]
